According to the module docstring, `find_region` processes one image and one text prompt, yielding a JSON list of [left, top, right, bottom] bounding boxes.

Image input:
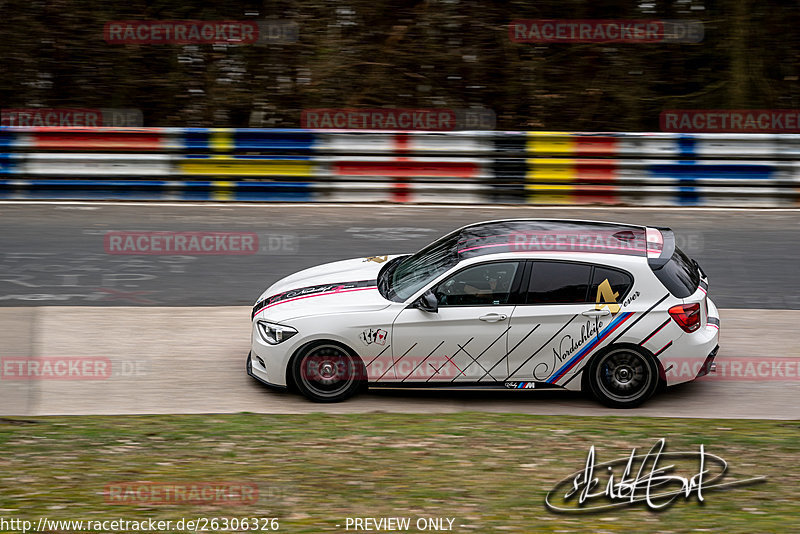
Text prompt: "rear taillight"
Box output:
[[669, 303, 702, 333]]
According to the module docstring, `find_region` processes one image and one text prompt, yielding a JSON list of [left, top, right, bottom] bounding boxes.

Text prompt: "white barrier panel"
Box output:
[[22, 153, 174, 176]]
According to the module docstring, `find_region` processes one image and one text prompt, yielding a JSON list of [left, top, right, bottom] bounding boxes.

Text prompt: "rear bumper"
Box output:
[[660, 297, 720, 386], [695, 345, 719, 378]]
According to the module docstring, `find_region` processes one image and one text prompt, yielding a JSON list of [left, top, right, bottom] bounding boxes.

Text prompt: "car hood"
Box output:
[[252, 255, 406, 321]]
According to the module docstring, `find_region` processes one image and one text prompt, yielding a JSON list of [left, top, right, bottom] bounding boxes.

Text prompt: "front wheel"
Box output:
[[586, 346, 659, 408], [291, 342, 366, 402]]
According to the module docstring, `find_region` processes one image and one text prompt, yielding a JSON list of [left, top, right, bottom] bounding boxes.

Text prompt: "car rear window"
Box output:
[[590, 267, 633, 303], [651, 247, 701, 298], [527, 261, 592, 304]]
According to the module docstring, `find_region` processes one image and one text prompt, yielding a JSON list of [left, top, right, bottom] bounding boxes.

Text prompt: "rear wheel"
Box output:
[[587, 345, 658, 408], [291, 342, 365, 403]]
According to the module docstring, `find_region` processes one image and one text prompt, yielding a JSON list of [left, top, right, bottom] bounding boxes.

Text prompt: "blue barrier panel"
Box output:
[[0, 178, 315, 202], [677, 135, 697, 157], [0, 131, 18, 148], [182, 155, 313, 160], [0, 179, 176, 188], [0, 154, 17, 174], [181, 128, 317, 151], [647, 163, 775, 181], [234, 129, 316, 151]]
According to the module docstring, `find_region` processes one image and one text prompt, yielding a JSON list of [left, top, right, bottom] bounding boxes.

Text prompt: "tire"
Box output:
[[290, 341, 366, 402], [586, 345, 659, 408]]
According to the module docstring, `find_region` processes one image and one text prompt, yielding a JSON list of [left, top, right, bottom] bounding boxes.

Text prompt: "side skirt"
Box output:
[[368, 381, 563, 391]]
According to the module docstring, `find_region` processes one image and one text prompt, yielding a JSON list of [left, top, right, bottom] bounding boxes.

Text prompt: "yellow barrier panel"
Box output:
[[524, 183, 575, 205], [210, 129, 234, 151], [180, 157, 314, 176], [526, 131, 575, 155], [525, 158, 576, 183], [211, 180, 236, 201]]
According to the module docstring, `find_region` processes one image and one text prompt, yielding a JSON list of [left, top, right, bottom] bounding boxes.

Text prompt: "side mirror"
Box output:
[[413, 290, 439, 313]]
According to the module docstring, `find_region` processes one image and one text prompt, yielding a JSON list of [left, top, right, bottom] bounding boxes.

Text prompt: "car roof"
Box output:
[[449, 219, 660, 261]]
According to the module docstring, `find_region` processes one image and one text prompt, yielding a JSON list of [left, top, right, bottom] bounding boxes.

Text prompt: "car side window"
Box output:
[[527, 261, 592, 304], [434, 262, 519, 306]]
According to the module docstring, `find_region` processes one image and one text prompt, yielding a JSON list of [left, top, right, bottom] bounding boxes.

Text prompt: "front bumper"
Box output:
[[250, 318, 304, 388], [247, 352, 288, 391]]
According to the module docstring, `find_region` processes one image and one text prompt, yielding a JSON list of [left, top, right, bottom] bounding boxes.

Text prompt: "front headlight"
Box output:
[[256, 320, 298, 345]]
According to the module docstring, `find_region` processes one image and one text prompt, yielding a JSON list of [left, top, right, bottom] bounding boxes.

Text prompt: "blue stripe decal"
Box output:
[[547, 312, 633, 384]]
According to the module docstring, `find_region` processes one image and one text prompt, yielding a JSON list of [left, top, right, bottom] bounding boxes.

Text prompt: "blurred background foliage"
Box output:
[[0, 0, 796, 130]]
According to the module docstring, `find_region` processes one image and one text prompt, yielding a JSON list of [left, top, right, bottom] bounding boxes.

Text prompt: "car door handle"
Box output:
[[582, 309, 611, 317], [479, 313, 508, 322]]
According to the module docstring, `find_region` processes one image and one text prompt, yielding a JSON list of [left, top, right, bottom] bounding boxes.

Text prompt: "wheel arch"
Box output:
[[581, 341, 666, 398], [285, 338, 365, 392]]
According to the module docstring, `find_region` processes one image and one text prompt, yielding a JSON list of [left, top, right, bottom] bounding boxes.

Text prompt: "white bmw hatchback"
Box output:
[[248, 219, 719, 408]]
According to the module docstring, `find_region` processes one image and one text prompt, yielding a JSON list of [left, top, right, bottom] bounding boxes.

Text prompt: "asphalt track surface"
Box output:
[[0, 203, 798, 419], [0, 202, 798, 309], [1, 306, 798, 419]]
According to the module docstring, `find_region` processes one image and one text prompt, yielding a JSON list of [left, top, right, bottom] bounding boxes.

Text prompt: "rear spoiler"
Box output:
[[693, 258, 707, 278], [646, 227, 676, 269]]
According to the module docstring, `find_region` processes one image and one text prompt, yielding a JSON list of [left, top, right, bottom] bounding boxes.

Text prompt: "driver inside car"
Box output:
[[438, 267, 508, 306]]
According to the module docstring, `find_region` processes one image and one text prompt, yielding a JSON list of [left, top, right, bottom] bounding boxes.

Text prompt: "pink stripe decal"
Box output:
[[254, 286, 376, 316], [459, 230, 645, 244], [457, 242, 660, 255]]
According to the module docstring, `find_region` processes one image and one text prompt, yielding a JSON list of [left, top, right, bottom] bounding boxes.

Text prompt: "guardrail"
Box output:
[[0, 127, 798, 205]]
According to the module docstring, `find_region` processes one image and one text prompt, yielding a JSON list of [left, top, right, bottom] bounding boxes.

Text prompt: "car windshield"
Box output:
[[386, 232, 460, 302]]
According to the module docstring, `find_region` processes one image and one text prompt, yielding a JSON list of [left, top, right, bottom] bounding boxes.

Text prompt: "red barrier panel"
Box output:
[[331, 160, 482, 178], [574, 136, 619, 156], [574, 159, 618, 183], [20, 128, 168, 151]]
